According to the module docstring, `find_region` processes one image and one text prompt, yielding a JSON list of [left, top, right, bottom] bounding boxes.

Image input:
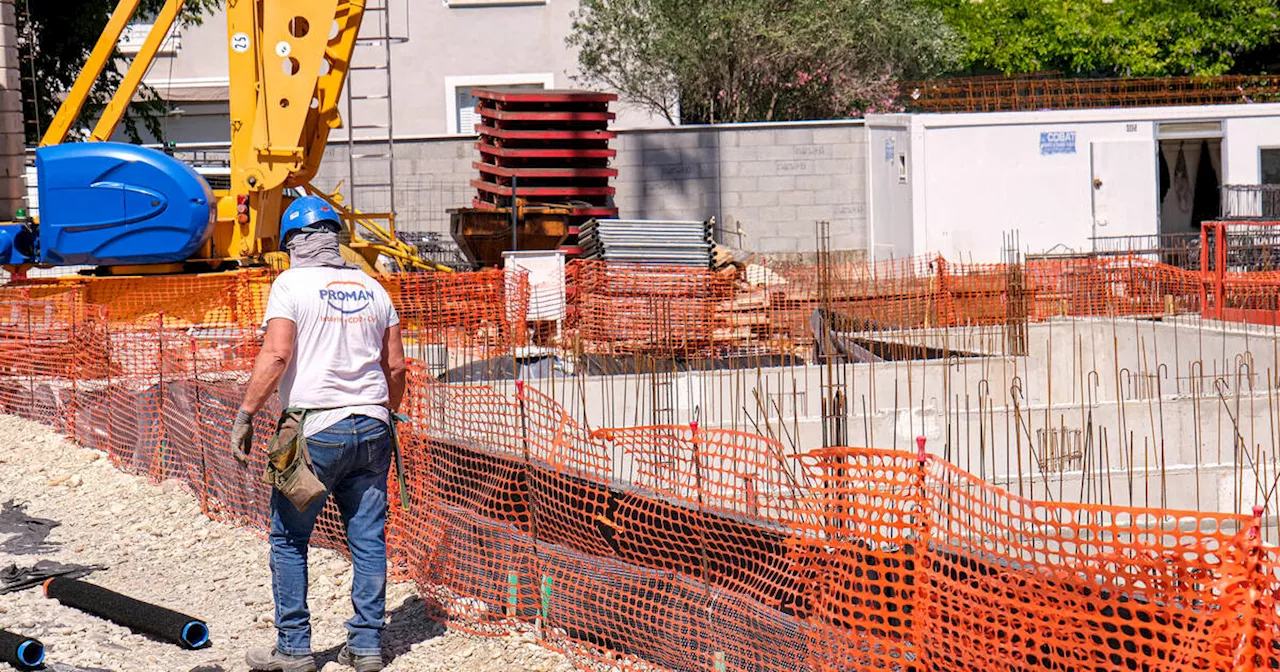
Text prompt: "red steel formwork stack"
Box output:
[[470, 88, 619, 257]]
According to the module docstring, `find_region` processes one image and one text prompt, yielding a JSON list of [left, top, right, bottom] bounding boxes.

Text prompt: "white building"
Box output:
[[866, 104, 1280, 262]]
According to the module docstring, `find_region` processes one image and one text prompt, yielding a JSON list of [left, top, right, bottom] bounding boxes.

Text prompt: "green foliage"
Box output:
[[568, 0, 961, 124], [17, 0, 219, 144], [932, 0, 1280, 78]]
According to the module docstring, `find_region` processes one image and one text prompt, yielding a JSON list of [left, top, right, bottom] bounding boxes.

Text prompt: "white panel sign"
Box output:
[[504, 251, 567, 322]]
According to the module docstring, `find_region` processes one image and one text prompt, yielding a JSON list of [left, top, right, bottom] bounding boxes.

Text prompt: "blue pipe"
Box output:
[[15, 639, 43, 668], [182, 621, 210, 648], [0, 629, 44, 670]]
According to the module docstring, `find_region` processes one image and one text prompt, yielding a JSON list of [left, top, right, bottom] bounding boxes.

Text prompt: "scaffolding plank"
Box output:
[[477, 144, 616, 160], [478, 108, 616, 123], [474, 162, 618, 179], [472, 88, 618, 104], [472, 180, 616, 198], [478, 127, 616, 141]]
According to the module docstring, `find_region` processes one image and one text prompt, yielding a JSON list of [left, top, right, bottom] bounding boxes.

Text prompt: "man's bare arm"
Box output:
[[381, 324, 407, 412], [240, 319, 297, 415]]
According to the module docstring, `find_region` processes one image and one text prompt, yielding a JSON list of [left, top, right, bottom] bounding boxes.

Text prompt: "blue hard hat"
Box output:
[[281, 195, 342, 247]]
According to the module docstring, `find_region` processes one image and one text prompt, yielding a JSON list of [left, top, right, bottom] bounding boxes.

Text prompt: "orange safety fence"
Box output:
[[2, 264, 1280, 670], [1208, 271, 1280, 327], [569, 261, 735, 356], [383, 268, 530, 352], [565, 256, 1209, 359]]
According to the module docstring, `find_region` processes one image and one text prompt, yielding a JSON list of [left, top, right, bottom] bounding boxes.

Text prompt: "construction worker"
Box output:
[[231, 195, 406, 672]]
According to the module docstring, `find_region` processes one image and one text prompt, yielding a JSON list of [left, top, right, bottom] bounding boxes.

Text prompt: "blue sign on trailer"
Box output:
[[1040, 131, 1077, 156]]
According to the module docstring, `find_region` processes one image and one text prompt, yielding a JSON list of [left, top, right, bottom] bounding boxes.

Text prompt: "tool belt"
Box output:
[[261, 407, 328, 512], [263, 408, 412, 513]]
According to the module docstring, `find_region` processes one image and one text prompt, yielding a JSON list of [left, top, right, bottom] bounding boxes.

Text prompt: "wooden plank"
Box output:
[[713, 326, 754, 341], [725, 312, 771, 327], [717, 290, 771, 312]]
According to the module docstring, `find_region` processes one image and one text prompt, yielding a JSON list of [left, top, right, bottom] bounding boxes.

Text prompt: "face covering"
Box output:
[[287, 228, 351, 269]]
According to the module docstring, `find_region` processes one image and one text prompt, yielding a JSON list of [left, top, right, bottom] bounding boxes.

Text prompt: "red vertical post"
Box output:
[[1200, 224, 1210, 318], [1215, 222, 1228, 321], [911, 435, 933, 668]]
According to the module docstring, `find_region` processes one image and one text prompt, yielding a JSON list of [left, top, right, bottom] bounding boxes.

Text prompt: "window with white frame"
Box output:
[[445, 74, 554, 135]]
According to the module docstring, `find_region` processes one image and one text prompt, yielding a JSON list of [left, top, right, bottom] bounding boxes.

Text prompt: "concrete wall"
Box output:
[[455, 315, 1280, 529], [484, 351, 1279, 523], [612, 122, 867, 257], [312, 120, 870, 258]]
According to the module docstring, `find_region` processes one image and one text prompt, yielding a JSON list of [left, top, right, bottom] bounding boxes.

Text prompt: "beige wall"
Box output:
[[137, 1, 668, 141], [145, 10, 229, 94]]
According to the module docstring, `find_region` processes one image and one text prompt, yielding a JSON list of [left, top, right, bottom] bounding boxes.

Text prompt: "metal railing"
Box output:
[[1202, 221, 1280, 274], [1028, 232, 1203, 270], [1221, 184, 1280, 220]]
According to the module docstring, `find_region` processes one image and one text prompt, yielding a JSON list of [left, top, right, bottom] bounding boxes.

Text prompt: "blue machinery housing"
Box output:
[[0, 142, 215, 267]]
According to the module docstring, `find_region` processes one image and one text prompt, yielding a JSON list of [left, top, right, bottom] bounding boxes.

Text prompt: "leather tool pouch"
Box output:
[[261, 409, 327, 512]]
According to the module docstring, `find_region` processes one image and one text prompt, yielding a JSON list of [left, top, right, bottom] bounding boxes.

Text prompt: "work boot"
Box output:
[[245, 646, 317, 672], [337, 645, 385, 672]]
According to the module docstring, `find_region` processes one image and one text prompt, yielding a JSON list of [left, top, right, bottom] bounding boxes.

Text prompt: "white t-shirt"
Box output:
[[262, 267, 400, 436]]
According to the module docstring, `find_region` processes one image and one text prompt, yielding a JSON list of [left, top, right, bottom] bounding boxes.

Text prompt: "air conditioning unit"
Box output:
[[118, 23, 182, 56]]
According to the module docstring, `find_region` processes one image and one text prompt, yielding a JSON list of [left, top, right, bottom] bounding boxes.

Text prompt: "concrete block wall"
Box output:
[[612, 122, 867, 258], [313, 120, 869, 260]]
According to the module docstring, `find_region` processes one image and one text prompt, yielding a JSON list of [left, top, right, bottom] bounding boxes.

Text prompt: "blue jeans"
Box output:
[[269, 414, 391, 657]]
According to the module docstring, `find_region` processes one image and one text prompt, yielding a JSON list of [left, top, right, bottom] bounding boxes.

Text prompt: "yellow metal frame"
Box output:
[[36, 0, 443, 274], [305, 184, 453, 272]]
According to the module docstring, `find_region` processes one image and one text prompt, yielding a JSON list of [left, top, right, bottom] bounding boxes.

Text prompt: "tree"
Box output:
[[567, 0, 961, 124], [931, 0, 1280, 78], [17, 0, 220, 144]]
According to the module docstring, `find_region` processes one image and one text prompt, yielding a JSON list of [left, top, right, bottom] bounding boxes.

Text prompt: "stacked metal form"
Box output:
[[470, 88, 619, 257], [579, 219, 714, 267]]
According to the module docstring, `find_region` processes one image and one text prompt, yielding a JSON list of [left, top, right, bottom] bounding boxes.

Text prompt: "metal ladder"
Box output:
[[345, 0, 404, 220]]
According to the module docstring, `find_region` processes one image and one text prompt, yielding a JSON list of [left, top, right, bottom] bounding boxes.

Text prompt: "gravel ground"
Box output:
[[0, 414, 576, 672]]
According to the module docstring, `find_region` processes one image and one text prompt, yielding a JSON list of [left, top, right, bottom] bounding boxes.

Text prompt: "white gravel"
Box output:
[[0, 414, 577, 672]]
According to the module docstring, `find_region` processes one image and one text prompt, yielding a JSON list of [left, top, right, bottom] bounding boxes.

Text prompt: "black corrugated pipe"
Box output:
[[43, 577, 210, 649], [0, 628, 44, 669]]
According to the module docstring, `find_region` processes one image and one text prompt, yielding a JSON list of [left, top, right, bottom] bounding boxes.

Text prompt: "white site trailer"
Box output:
[[866, 103, 1280, 262]]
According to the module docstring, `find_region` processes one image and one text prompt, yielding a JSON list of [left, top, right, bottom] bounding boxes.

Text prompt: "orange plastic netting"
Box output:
[[0, 263, 1275, 671], [563, 256, 1215, 359]]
